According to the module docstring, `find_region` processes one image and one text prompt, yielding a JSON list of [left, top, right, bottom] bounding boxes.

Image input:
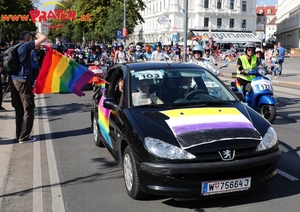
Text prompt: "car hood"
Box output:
[[131, 106, 262, 150]]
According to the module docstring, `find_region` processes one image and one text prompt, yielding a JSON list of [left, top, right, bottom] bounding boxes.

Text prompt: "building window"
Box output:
[[258, 18, 260, 21], [230, 18, 234, 28], [217, 0, 222, 9], [204, 17, 209, 27], [204, 0, 209, 8], [230, 0, 234, 9], [242, 1, 246, 12], [242, 19, 246, 29], [217, 18, 222, 28]]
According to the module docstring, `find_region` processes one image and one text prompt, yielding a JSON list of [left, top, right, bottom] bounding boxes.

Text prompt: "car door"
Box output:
[[102, 66, 126, 158]]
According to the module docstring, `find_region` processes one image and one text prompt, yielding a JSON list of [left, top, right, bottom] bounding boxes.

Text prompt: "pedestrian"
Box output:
[[269, 44, 279, 77], [277, 42, 286, 76], [9, 31, 47, 143], [0, 55, 4, 110]]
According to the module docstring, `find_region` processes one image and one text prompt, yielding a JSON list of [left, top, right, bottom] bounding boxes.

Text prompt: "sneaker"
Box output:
[[279, 72, 282, 75], [19, 136, 37, 144]]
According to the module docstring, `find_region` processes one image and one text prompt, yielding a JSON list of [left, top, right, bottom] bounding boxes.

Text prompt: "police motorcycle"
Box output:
[[231, 67, 276, 123]]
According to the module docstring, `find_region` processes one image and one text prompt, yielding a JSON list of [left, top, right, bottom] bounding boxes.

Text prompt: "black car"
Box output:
[[91, 61, 281, 200]]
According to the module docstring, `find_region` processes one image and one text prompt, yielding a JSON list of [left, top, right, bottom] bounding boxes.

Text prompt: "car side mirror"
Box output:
[[235, 92, 244, 101], [103, 98, 118, 110]]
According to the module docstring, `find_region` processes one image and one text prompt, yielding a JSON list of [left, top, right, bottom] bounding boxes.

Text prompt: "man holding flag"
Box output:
[[10, 31, 47, 143]]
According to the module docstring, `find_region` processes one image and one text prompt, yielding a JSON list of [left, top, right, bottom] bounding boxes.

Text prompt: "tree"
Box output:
[[0, 0, 36, 42], [47, 0, 145, 44]]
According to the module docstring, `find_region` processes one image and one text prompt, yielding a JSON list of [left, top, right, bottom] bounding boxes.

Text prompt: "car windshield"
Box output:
[[130, 66, 237, 107]]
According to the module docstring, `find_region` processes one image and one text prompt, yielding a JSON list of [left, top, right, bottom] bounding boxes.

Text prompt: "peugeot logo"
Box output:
[[218, 149, 235, 161]]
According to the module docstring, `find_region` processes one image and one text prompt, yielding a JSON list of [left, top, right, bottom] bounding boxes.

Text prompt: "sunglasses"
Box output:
[[247, 49, 255, 52], [193, 51, 202, 54], [256, 51, 262, 54]]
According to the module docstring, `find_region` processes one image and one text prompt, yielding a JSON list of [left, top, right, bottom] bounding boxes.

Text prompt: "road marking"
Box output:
[[41, 95, 66, 212], [278, 169, 299, 181], [33, 99, 43, 212]]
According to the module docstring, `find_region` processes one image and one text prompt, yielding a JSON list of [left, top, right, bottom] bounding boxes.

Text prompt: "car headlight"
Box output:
[[256, 126, 278, 152], [144, 137, 196, 159]]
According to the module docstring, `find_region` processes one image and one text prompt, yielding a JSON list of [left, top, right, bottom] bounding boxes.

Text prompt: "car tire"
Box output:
[[93, 115, 104, 147], [260, 104, 276, 124], [123, 146, 147, 200]]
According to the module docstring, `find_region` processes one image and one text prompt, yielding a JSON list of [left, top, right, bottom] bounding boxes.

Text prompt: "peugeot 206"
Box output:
[[90, 62, 281, 200]]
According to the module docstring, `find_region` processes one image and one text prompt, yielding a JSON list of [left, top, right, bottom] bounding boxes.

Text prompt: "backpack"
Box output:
[[3, 43, 22, 75]]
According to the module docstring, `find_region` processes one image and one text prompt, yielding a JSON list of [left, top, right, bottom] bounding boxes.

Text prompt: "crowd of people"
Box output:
[[0, 31, 286, 144]]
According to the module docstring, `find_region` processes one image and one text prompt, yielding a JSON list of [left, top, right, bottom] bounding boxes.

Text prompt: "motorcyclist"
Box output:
[[255, 47, 268, 70], [114, 43, 131, 63], [236, 42, 262, 95], [133, 45, 144, 61], [150, 42, 170, 61], [189, 45, 221, 76], [86, 46, 101, 66], [203, 49, 217, 66], [143, 45, 152, 61]]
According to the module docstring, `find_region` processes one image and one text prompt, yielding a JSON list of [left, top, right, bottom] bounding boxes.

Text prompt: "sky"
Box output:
[[257, 0, 277, 6]]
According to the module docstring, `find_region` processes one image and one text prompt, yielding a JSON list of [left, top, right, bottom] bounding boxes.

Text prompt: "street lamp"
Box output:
[[123, 0, 126, 45]]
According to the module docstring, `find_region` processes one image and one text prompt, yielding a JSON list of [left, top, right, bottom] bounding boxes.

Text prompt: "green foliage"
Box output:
[[0, 0, 36, 42], [47, 0, 145, 44]]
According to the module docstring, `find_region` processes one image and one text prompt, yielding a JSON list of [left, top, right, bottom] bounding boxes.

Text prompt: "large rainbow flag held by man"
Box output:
[[33, 46, 95, 97]]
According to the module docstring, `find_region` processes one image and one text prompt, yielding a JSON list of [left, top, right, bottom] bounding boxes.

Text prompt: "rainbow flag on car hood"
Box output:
[[33, 46, 95, 97]]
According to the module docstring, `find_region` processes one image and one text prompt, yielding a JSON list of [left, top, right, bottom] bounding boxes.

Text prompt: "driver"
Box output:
[[164, 77, 193, 103]]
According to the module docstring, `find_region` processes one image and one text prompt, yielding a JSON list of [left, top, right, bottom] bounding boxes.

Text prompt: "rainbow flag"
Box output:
[[94, 79, 106, 93], [235, 79, 243, 94], [33, 46, 95, 96], [225, 55, 232, 62], [272, 61, 279, 68]]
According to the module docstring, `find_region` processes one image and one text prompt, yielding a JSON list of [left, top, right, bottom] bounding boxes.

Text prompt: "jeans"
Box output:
[[278, 60, 283, 74], [10, 79, 35, 141]]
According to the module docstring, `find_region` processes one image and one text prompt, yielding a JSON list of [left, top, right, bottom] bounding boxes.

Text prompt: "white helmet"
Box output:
[[255, 47, 262, 52], [136, 45, 141, 50]]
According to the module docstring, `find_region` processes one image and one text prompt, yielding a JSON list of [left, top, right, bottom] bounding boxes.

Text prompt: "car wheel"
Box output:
[[93, 115, 104, 147], [123, 146, 147, 199], [260, 104, 276, 124]]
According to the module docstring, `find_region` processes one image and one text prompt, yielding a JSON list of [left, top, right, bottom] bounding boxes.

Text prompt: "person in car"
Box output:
[[132, 80, 163, 106], [164, 77, 194, 103]]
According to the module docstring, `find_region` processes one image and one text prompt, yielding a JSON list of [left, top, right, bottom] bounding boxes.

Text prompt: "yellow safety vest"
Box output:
[[237, 55, 258, 81]]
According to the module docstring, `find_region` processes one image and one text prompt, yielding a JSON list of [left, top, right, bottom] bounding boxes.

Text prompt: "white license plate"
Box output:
[[201, 177, 251, 196]]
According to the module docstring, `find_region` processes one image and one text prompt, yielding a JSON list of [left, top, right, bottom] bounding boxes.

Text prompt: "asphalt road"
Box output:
[[1, 82, 300, 212], [1, 57, 300, 211]]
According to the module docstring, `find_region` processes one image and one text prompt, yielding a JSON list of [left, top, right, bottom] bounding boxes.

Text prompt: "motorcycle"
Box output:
[[231, 68, 277, 123], [87, 61, 104, 91]]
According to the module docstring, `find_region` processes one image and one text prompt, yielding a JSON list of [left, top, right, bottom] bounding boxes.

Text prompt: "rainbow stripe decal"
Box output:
[[160, 108, 261, 149], [98, 96, 112, 147]]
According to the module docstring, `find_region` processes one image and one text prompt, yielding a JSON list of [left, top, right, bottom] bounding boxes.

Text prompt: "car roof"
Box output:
[[123, 61, 201, 70]]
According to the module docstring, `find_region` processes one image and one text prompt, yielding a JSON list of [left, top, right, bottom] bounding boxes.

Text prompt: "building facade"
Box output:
[[256, 6, 277, 44], [131, 0, 258, 45], [276, 0, 300, 49]]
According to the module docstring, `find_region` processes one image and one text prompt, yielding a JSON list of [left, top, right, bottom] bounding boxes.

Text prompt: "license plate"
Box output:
[[201, 177, 251, 196]]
